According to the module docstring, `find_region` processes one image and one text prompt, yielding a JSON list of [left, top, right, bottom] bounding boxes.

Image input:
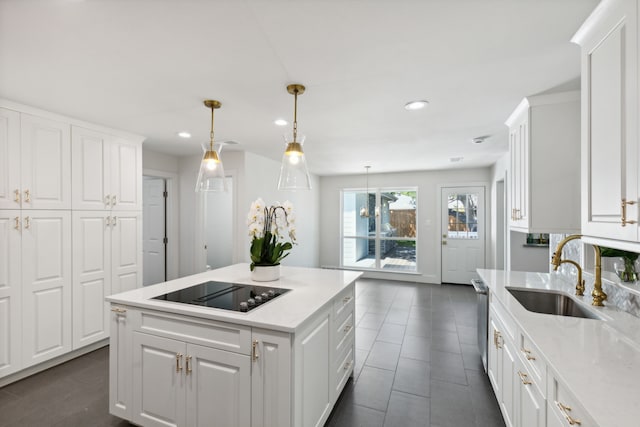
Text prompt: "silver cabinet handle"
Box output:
[[176, 353, 183, 373]]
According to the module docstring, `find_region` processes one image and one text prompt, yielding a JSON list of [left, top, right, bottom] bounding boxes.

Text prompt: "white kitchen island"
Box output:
[[106, 263, 361, 427]]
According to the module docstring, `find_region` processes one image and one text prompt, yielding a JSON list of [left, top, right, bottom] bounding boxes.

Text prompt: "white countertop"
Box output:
[[478, 269, 640, 427], [107, 263, 362, 333]]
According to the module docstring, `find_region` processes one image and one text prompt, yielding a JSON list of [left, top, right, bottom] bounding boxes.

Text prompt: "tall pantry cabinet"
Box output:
[[0, 100, 144, 380]]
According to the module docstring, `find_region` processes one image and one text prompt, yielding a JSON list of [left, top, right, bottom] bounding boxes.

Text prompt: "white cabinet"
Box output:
[[515, 357, 545, 427], [72, 126, 142, 211], [21, 210, 72, 367], [132, 332, 251, 427], [109, 306, 132, 420], [0, 210, 22, 377], [251, 328, 291, 427], [488, 309, 517, 427], [0, 109, 71, 210], [547, 373, 597, 427], [573, 0, 640, 242], [505, 92, 581, 233], [72, 211, 141, 349]]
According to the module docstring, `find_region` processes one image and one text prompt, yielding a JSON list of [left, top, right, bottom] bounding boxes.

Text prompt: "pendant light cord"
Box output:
[[292, 89, 298, 142], [210, 106, 215, 151]]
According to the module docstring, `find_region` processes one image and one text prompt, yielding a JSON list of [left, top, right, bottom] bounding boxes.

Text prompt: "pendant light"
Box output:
[[195, 100, 227, 192], [278, 84, 312, 190], [360, 166, 371, 217]]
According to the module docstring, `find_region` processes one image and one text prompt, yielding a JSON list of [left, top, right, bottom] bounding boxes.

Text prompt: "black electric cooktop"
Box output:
[[152, 281, 290, 313]]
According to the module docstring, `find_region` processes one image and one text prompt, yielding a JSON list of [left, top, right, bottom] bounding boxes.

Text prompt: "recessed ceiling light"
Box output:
[[274, 119, 288, 126], [404, 100, 429, 111], [450, 156, 464, 163], [178, 131, 191, 138], [471, 135, 490, 144]]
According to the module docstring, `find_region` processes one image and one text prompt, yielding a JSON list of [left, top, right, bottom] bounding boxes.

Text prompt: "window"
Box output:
[[341, 188, 417, 272]]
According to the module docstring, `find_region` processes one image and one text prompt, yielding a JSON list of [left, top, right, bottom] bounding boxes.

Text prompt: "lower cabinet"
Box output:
[[109, 282, 356, 427], [547, 374, 596, 427], [516, 358, 545, 427], [132, 332, 251, 427]]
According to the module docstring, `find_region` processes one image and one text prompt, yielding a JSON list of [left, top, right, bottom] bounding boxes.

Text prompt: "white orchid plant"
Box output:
[[247, 198, 297, 271]]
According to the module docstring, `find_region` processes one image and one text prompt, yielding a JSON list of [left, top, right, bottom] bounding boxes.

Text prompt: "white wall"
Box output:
[[143, 148, 179, 173], [509, 231, 549, 272], [319, 167, 492, 284], [489, 153, 509, 269]]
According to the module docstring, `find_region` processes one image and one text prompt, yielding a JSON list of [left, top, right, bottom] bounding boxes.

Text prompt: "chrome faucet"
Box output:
[[551, 234, 607, 306]]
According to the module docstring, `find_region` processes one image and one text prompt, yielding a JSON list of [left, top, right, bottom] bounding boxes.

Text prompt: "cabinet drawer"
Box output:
[[333, 286, 354, 320], [518, 332, 546, 394], [548, 375, 596, 427], [131, 309, 251, 355], [334, 311, 355, 355], [333, 346, 354, 396], [490, 298, 516, 341]]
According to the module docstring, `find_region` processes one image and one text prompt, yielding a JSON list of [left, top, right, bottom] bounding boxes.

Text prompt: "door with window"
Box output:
[[441, 186, 485, 284], [342, 189, 417, 272]]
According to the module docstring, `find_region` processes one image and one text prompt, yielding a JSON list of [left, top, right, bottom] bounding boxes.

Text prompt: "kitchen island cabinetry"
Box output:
[[107, 264, 360, 427], [573, 0, 640, 243]]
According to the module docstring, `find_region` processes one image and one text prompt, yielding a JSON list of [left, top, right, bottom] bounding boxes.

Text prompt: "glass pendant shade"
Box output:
[[195, 144, 227, 192], [278, 134, 311, 190], [195, 99, 227, 192]]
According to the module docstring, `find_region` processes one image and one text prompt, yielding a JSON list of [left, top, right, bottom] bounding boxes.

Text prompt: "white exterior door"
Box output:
[[72, 211, 111, 349], [0, 210, 22, 377], [441, 186, 485, 284], [111, 212, 142, 294], [0, 108, 20, 210], [143, 177, 166, 286], [21, 210, 72, 367], [20, 114, 71, 210], [185, 343, 251, 427]]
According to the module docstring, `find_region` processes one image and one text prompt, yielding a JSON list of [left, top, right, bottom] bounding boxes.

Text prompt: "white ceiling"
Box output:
[[0, 0, 599, 176]]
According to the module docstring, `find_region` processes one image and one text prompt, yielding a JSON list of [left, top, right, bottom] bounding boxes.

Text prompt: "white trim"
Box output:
[[143, 168, 179, 280]]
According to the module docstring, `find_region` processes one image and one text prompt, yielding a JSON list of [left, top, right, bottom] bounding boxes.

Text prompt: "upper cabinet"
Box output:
[[506, 91, 581, 234], [72, 126, 142, 211], [0, 108, 71, 210], [573, 0, 640, 243]]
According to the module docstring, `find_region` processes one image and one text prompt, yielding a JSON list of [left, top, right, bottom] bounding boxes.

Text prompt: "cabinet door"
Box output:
[[110, 138, 142, 211], [109, 306, 132, 419], [111, 212, 142, 294], [133, 332, 186, 427], [21, 210, 72, 367], [294, 313, 331, 427], [71, 126, 111, 210], [20, 114, 71, 209], [500, 338, 517, 427], [185, 343, 251, 427], [509, 116, 529, 230], [519, 372, 544, 427], [0, 211, 22, 377], [251, 329, 292, 427], [72, 211, 111, 349], [0, 108, 21, 210], [487, 315, 502, 397], [580, 0, 638, 241]]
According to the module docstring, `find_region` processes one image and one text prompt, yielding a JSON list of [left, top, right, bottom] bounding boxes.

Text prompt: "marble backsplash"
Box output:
[[549, 234, 640, 318]]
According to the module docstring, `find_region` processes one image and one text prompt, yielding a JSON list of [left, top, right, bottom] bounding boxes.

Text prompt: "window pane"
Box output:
[[387, 191, 417, 238], [342, 237, 375, 268], [380, 240, 416, 271], [343, 191, 376, 237], [447, 192, 479, 239]]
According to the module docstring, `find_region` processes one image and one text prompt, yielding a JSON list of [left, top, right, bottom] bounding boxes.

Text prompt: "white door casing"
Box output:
[[441, 186, 486, 284]]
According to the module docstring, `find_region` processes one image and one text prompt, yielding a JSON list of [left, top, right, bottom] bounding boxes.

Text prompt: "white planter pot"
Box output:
[[251, 265, 280, 282]]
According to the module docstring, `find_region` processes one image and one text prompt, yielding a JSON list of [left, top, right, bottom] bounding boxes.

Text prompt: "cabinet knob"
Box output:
[[343, 324, 352, 334]]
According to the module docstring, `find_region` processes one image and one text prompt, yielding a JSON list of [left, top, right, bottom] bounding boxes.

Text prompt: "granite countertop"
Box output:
[[107, 263, 362, 333], [478, 269, 640, 427]]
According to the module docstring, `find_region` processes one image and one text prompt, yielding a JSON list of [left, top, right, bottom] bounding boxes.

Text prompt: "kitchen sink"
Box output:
[[506, 287, 601, 320]]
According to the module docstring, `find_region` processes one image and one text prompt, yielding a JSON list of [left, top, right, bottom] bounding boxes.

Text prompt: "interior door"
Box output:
[[441, 186, 485, 284], [143, 176, 166, 285]]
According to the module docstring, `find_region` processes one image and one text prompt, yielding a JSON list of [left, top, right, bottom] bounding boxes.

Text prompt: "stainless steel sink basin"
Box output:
[[506, 288, 601, 320]]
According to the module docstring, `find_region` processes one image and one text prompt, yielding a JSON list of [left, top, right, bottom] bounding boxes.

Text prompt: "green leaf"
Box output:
[[598, 246, 639, 261]]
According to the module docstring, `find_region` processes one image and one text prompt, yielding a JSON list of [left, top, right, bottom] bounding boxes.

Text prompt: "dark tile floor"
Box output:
[[325, 278, 505, 427], [0, 278, 504, 427]]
